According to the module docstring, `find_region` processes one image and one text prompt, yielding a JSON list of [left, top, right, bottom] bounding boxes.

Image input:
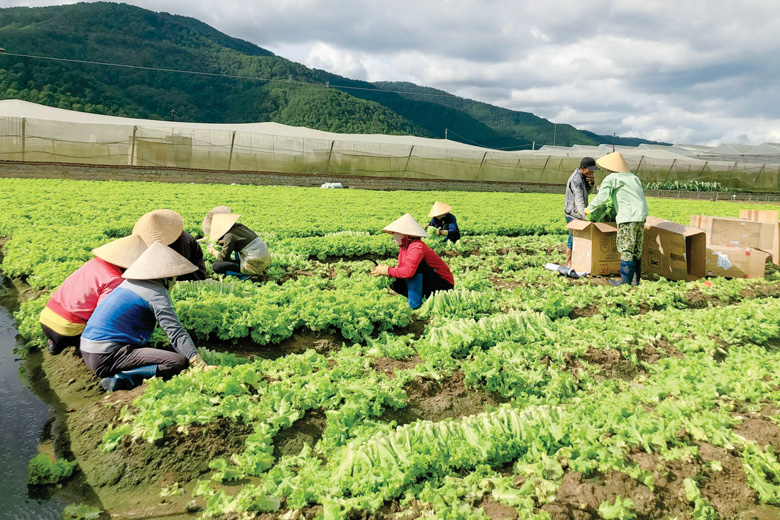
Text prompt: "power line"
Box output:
[[445, 128, 534, 151], [0, 50, 537, 149], [0, 51, 460, 99]]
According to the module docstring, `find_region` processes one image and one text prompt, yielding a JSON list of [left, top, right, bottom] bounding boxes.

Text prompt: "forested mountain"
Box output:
[[0, 2, 667, 148]]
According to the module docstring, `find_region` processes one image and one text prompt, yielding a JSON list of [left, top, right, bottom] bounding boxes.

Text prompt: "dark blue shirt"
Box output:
[[428, 214, 460, 243]]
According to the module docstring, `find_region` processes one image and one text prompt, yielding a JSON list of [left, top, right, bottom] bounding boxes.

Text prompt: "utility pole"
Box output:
[[553, 124, 557, 146], [612, 132, 616, 152], [445, 128, 448, 140]]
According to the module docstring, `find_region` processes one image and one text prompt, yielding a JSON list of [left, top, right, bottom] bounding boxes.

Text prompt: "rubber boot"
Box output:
[[632, 258, 642, 286], [47, 339, 63, 356], [100, 364, 158, 392], [225, 270, 250, 281], [609, 261, 635, 286]]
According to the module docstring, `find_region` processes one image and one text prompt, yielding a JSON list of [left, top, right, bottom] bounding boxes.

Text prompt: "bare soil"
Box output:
[[381, 371, 508, 425]]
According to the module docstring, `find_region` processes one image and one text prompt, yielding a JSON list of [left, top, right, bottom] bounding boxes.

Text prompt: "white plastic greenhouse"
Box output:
[[1, 99, 778, 191]]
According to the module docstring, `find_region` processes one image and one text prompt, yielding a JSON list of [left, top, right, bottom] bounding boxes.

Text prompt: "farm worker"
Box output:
[[564, 157, 599, 266], [207, 213, 270, 277], [425, 201, 461, 243], [80, 242, 212, 392], [201, 205, 231, 237], [133, 209, 207, 281], [586, 151, 648, 286], [39, 235, 148, 355], [371, 213, 455, 309]]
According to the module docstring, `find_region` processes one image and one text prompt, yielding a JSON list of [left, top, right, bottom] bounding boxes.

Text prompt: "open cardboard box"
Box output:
[[690, 214, 777, 265], [566, 220, 620, 275], [705, 245, 771, 278], [643, 216, 706, 281]]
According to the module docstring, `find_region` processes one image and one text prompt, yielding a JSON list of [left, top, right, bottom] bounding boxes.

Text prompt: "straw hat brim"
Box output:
[[596, 152, 631, 173], [92, 234, 148, 268], [202, 206, 232, 236], [428, 201, 453, 218], [210, 213, 242, 242], [382, 213, 429, 237], [132, 209, 184, 246], [122, 241, 198, 280]]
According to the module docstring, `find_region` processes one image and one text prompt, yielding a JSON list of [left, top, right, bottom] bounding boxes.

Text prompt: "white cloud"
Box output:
[[5, 0, 780, 145]]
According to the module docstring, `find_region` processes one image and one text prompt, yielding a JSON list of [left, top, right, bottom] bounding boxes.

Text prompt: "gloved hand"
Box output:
[[207, 245, 219, 257], [189, 355, 216, 371], [371, 264, 390, 276], [584, 207, 591, 215]]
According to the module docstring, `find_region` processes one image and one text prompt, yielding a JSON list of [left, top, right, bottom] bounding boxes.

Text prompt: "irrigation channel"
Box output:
[[0, 268, 106, 518]]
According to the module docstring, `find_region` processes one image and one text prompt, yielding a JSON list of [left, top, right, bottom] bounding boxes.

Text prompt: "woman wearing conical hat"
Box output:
[[586, 151, 648, 286], [425, 201, 461, 243], [80, 242, 212, 392], [133, 209, 207, 281], [207, 212, 270, 277], [201, 206, 231, 237], [371, 214, 454, 309], [39, 234, 148, 356]]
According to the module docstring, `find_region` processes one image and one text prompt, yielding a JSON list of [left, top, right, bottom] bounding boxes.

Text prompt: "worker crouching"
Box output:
[[371, 213, 454, 309], [207, 213, 271, 277], [80, 242, 211, 392]]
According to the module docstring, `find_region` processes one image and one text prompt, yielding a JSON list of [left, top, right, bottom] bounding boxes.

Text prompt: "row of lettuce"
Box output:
[[3, 178, 780, 519]]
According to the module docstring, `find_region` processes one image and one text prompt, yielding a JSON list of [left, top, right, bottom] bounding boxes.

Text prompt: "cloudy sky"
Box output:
[[6, 0, 780, 146]]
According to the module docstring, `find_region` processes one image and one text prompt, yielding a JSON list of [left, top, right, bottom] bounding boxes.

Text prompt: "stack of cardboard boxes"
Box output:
[[566, 210, 777, 280]]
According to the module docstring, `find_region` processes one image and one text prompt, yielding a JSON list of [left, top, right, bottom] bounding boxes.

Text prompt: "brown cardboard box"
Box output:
[[643, 217, 706, 281], [566, 220, 620, 275], [690, 215, 777, 265], [705, 245, 771, 278], [738, 209, 779, 265]]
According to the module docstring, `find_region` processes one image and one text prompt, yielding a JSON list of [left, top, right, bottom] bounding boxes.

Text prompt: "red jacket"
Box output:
[[388, 237, 454, 285], [43, 257, 124, 324]]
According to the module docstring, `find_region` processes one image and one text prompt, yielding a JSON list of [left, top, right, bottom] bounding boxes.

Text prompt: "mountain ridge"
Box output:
[[0, 2, 669, 148]]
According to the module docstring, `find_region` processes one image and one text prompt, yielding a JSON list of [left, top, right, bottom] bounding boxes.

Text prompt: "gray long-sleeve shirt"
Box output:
[[564, 169, 595, 220]]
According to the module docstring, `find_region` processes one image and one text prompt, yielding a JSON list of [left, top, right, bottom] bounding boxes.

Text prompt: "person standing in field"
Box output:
[[80, 242, 212, 392], [371, 213, 454, 309], [133, 209, 207, 281], [426, 201, 461, 243], [39, 235, 147, 355], [206, 212, 271, 277], [563, 157, 599, 266], [586, 151, 648, 286]]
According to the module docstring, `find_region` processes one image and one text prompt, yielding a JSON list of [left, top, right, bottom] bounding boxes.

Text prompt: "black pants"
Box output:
[[212, 260, 241, 274], [82, 345, 189, 380], [391, 259, 454, 298], [40, 323, 81, 353]]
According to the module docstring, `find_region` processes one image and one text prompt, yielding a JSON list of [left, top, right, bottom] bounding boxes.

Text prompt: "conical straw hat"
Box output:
[[596, 151, 631, 173], [210, 213, 241, 242], [122, 241, 198, 280], [132, 209, 184, 246], [428, 201, 452, 218], [92, 234, 148, 268], [201, 206, 232, 236], [382, 213, 429, 237]]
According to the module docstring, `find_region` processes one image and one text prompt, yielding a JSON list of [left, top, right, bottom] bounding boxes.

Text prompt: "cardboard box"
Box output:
[[738, 209, 779, 265], [566, 220, 620, 275], [690, 215, 777, 265], [705, 245, 771, 278], [643, 217, 706, 281]]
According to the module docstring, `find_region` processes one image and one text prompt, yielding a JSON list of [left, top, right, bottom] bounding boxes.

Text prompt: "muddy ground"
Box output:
[[36, 332, 780, 520]]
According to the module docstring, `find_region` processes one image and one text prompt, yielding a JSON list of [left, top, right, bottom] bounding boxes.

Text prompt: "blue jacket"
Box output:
[[80, 279, 197, 359], [428, 214, 460, 243]]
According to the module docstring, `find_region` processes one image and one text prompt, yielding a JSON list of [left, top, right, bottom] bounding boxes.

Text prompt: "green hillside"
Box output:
[[0, 2, 666, 148]]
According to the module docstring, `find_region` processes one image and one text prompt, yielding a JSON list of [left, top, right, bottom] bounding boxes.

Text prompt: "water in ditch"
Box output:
[[0, 271, 68, 519]]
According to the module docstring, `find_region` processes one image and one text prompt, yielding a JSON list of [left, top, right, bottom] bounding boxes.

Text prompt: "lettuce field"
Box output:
[[2, 177, 780, 520]]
